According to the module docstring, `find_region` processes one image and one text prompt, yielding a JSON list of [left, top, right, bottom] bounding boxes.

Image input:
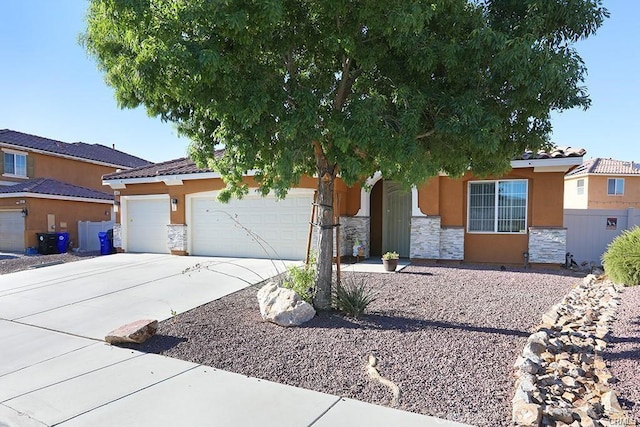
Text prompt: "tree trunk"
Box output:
[[313, 142, 336, 310]]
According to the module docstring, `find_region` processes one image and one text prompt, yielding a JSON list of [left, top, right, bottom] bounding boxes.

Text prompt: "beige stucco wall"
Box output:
[[564, 177, 589, 209], [586, 175, 640, 209]]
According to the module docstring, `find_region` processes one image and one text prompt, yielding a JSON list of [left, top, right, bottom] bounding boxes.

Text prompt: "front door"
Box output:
[[382, 181, 411, 258]]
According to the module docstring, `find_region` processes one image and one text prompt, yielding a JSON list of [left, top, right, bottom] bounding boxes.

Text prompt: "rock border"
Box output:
[[512, 274, 633, 427]]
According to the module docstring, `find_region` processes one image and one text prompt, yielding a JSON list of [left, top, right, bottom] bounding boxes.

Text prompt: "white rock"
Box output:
[[512, 402, 542, 426], [257, 282, 316, 327]]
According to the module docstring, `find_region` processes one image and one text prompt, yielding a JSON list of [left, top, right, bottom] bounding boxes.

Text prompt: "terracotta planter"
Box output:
[[382, 258, 398, 272]]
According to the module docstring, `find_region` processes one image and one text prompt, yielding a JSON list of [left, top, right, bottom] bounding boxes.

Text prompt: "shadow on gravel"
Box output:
[[300, 311, 530, 338]]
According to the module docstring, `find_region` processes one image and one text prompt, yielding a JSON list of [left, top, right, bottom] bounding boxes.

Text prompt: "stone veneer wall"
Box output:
[[439, 227, 464, 260], [528, 227, 566, 264], [112, 223, 122, 248], [167, 224, 188, 252], [410, 216, 441, 259], [340, 216, 370, 258]]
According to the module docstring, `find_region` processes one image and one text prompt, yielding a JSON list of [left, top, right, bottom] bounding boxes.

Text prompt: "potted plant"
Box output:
[[381, 251, 399, 272]]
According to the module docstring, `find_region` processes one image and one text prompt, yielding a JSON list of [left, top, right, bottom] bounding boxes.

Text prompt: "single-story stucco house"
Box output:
[[102, 147, 585, 266]]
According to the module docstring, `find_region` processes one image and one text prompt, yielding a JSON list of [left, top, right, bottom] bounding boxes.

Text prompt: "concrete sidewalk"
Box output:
[[0, 254, 469, 426]]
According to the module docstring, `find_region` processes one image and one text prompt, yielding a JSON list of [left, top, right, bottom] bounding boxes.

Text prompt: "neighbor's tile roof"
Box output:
[[0, 178, 113, 200], [0, 129, 152, 169], [566, 158, 640, 177]]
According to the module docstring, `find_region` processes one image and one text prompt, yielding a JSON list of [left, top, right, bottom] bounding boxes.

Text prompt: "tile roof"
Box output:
[[0, 129, 152, 169], [566, 158, 640, 177], [104, 146, 585, 181], [103, 155, 220, 180], [0, 178, 113, 201], [520, 146, 586, 160]]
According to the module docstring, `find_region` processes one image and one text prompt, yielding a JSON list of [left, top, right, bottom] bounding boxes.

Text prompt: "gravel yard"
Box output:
[[606, 285, 640, 424], [0, 251, 98, 275], [133, 264, 581, 427]]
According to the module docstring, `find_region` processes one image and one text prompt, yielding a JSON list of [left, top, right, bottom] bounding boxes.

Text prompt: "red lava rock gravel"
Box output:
[[131, 264, 582, 427], [606, 285, 640, 425]]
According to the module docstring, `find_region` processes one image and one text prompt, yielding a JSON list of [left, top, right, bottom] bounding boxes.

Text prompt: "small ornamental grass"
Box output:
[[281, 254, 316, 304], [332, 275, 378, 318], [602, 226, 640, 286]]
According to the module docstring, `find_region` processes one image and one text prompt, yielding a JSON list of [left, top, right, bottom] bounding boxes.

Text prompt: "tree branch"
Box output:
[[333, 56, 352, 110], [416, 129, 436, 139]]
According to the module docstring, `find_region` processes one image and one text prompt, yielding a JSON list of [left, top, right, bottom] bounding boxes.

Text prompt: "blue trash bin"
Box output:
[[98, 231, 111, 255], [56, 232, 70, 254]]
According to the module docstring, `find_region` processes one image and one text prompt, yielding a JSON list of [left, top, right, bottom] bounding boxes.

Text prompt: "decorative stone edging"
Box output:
[[512, 274, 634, 427]]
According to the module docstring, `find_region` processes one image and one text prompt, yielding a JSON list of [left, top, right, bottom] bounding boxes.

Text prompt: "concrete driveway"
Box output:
[[0, 254, 468, 426]]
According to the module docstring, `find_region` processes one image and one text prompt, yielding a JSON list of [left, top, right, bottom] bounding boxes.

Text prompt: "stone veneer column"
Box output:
[[340, 216, 370, 258], [439, 227, 464, 260], [410, 216, 441, 259], [112, 223, 122, 249], [167, 224, 188, 253], [528, 227, 567, 264]]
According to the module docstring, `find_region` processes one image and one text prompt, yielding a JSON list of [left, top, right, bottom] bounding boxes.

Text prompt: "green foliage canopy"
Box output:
[[83, 0, 608, 198]]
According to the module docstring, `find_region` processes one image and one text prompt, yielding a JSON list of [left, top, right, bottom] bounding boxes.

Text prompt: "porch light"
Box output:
[[114, 200, 120, 213], [21, 208, 28, 217], [171, 198, 178, 212]]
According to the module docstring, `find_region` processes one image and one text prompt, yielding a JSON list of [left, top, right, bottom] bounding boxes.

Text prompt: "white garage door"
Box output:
[[125, 197, 170, 254], [0, 211, 25, 252], [190, 193, 313, 260]]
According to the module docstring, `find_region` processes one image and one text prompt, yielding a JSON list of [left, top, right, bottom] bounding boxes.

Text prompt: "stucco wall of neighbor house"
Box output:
[[0, 151, 120, 191], [2, 197, 113, 250], [564, 177, 589, 209], [586, 175, 640, 209], [528, 227, 567, 264]]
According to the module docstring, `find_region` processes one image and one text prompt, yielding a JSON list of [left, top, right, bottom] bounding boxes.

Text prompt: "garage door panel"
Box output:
[[191, 195, 312, 260], [126, 198, 170, 254], [0, 211, 25, 252]]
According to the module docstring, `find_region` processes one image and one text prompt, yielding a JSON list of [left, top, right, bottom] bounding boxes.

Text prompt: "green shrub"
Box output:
[[332, 275, 377, 318], [602, 226, 640, 286], [281, 254, 316, 303]]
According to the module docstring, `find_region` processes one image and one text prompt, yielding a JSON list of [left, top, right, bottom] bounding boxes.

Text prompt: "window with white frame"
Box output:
[[468, 180, 528, 233], [3, 151, 27, 177], [577, 179, 585, 195], [607, 178, 624, 195]]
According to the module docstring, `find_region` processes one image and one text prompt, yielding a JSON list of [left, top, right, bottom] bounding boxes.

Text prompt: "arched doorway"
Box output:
[[370, 180, 411, 257]]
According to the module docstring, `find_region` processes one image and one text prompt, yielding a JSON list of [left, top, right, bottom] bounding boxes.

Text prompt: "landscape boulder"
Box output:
[[105, 319, 158, 344], [257, 282, 315, 327]]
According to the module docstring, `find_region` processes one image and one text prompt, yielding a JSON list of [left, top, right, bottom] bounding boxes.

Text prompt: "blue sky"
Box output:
[[0, 1, 636, 164]]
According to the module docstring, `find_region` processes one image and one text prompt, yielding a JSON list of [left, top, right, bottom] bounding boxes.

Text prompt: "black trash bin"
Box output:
[[36, 233, 58, 255]]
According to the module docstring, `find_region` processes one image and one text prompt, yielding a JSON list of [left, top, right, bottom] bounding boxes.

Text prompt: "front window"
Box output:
[[607, 178, 624, 195], [468, 180, 528, 233], [577, 179, 584, 195], [3, 152, 27, 177]]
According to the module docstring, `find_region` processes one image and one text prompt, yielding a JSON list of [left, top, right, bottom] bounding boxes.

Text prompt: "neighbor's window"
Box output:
[[577, 179, 585, 195], [468, 180, 528, 233], [3, 152, 27, 177], [607, 178, 624, 195]]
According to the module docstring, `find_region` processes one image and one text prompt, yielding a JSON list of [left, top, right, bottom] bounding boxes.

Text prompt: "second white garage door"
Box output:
[[190, 193, 313, 260], [0, 211, 25, 252], [124, 197, 170, 254]]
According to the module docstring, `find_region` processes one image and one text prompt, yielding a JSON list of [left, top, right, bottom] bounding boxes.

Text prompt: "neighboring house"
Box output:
[[103, 147, 584, 266], [564, 158, 640, 209], [564, 158, 640, 266], [0, 130, 152, 252]]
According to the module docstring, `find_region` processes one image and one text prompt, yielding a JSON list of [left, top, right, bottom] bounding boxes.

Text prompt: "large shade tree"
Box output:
[[84, 0, 607, 309]]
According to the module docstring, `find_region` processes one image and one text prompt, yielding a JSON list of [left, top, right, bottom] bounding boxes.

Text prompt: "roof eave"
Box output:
[[510, 156, 584, 172]]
